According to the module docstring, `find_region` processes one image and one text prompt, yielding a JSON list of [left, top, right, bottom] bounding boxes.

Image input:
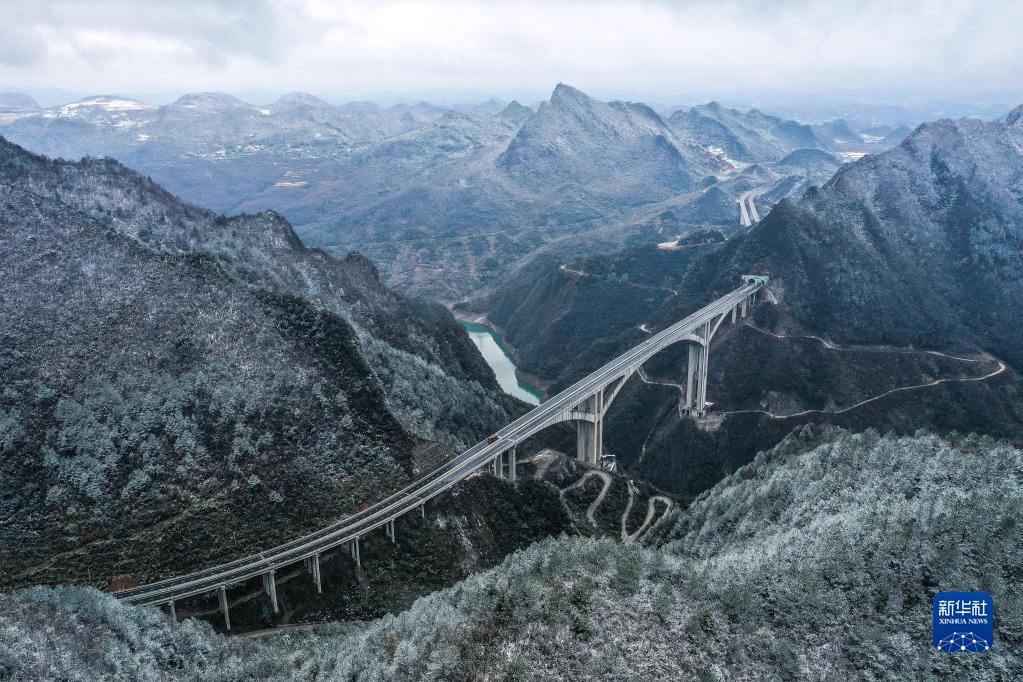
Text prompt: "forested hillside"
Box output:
[[0, 136, 519, 590], [668, 111, 1023, 367], [3, 430, 1019, 680], [482, 109, 1023, 499]]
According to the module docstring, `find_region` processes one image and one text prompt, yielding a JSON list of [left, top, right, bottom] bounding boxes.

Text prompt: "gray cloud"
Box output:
[[0, 0, 1019, 103]]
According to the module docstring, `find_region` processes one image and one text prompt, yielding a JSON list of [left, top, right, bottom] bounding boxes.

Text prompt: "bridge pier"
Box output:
[[167, 600, 176, 623], [576, 392, 604, 466], [684, 324, 711, 418], [492, 452, 502, 478], [218, 586, 230, 630], [304, 554, 322, 593], [385, 519, 396, 543], [508, 447, 517, 482], [351, 537, 361, 569], [262, 570, 279, 614]]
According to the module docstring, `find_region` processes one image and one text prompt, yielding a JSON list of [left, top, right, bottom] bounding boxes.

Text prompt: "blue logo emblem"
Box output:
[[933, 592, 994, 653]]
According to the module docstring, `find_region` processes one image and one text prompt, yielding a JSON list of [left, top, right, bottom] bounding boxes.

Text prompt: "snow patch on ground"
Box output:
[[705, 145, 749, 170], [838, 151, 868, 162], [60, 98, 153, 115]]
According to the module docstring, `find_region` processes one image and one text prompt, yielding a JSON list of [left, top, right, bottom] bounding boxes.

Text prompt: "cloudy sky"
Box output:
[[1, 0, 1021, 105]]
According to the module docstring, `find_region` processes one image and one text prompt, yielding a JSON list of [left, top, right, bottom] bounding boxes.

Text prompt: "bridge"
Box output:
[[114, 276, 768, 628], [738, 191, 761, 227]]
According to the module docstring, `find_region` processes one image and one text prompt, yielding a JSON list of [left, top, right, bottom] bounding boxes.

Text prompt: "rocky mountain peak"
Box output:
[[549, 82, 593, 108], [1004, 104, 1023, 126], [697, 101, 730, 117], [498, 100, 532, 118]]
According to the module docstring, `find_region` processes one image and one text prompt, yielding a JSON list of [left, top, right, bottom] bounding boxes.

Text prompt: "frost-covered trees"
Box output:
[[0, 135, 515, 590], [3, 429, 1019, 680]]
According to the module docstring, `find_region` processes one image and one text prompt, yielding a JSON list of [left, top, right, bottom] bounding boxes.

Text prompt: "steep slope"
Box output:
[[4, 430, 1020, 679], [669, 101, 830, 163], [483, 110, 1023, 498], [676, 113, 1023, 367], [0, 137, 518, 590], [497, 83, 711, 202]]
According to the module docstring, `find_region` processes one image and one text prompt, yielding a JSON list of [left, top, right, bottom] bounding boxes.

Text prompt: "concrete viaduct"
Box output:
[[114, 276, 768, 628]]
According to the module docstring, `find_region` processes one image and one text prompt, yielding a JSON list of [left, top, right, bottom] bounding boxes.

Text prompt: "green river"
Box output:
[[460, 321, 542, 406]]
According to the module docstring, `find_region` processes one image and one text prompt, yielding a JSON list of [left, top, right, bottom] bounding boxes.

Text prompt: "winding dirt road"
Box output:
[[560, 470, 612, 526], [558, 470, 673, 541], [631, 323, 1007, 422], [719, 326, 1008, 419], [621, 481, 673, 542]]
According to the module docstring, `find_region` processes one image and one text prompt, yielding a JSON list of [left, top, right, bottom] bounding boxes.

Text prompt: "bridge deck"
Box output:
[[114, 278, 766, 606]]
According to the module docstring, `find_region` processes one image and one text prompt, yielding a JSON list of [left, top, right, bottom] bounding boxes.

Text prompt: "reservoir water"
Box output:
[[460, 321, 542, 406]]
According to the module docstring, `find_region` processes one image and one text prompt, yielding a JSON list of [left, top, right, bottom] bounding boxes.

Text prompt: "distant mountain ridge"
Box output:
[[0, 92, 40, 111], [669, 100, 829, 163], [0, 84, 902, 301]]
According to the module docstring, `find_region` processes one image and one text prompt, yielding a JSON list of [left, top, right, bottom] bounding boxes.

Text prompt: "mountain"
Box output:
[[881, 124, 913, 145], [669, 101, 830, 163], [496, 108, 1023, 374], [774, 147, 843, 173], [1, 84, 835, 302], [814, 117, 861, 143], [268, 91, 332, 111], [1003, 104, 1023, 126], [495, 100, 533, 127], [170, 91, 254, 112], [0, 136, 521, 590], [482, 109, 1023, 498], [0, 92, 39, 111], [497, 83, 712, 201], [688, 112, 1023, 366], [451, 97, 508, 116], [4, 429, 1020, 679]]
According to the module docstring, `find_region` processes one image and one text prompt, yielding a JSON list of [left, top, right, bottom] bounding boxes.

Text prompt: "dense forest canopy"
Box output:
[[2, 429, 1019, 680]]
